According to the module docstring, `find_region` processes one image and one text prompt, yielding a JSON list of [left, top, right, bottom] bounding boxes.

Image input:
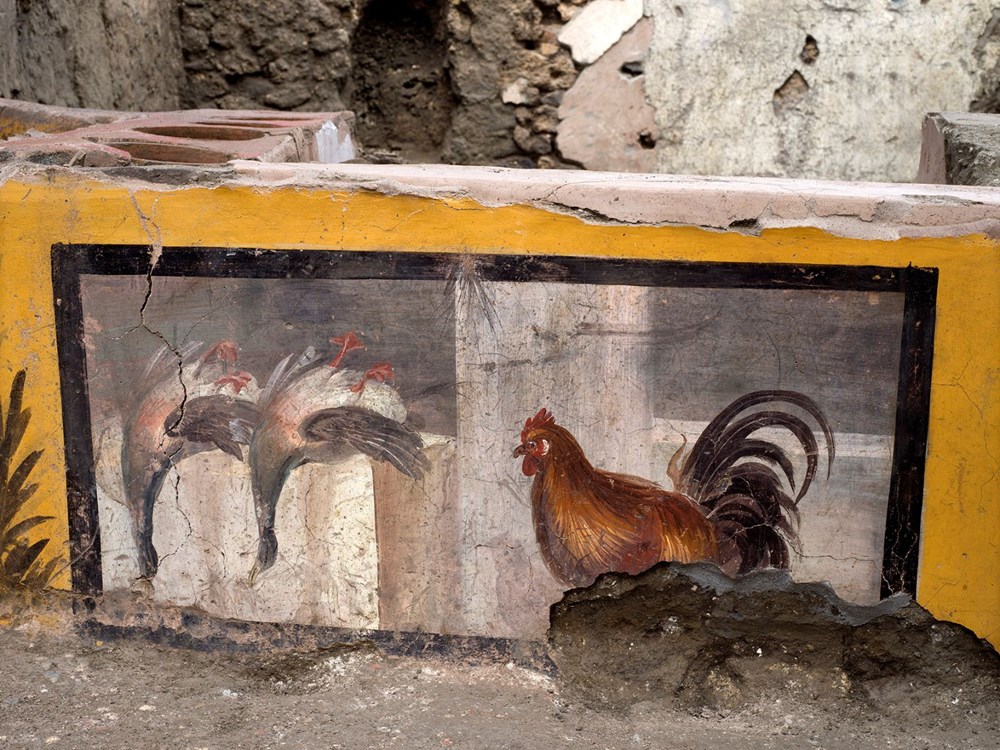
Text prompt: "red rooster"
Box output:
[[513, 391, 835, 587]]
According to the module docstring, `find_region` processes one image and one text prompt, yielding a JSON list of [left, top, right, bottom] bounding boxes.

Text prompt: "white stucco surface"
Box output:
[[642, 0, 1000, 181]]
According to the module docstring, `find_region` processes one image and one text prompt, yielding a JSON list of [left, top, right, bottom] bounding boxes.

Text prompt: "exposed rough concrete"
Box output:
[[970, 9, 1000, 113], [178, 0, 580, 167], [179, 0, 354, 112], [11, 0, 182, 110], [557, 18, 657, 172], [444, 0, 580, 166], [348, 0, 452, 162], [917, 112, 1000, 187], [4, 622, 1000, 750], [3, 573, 997, 749], [644, 0, 1000, 182], [549, 563, 1000, 712], [557, 0, 643, 65]]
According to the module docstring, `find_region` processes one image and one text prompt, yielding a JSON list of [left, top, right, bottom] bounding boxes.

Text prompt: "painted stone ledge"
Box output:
[[0, 164, 997, 654], [0, 99, 132, 140], [233, 161, 1000, 239]]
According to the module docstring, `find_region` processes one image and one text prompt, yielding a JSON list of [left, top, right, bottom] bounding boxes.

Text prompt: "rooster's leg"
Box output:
[[349, 361, 395, 394]]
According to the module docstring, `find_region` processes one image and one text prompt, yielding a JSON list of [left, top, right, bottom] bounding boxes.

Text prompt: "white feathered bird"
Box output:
[[121, 341, 259, 578], [246, 332, 428, 584]]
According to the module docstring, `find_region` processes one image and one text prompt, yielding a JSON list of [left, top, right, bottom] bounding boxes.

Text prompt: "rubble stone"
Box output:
[[557, 18, 657, 172], [557, 0, 644, 65]]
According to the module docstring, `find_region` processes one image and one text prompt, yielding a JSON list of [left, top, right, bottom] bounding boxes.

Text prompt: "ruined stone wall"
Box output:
[[6, 0, 1000, 179], [179, 0, 354, 112], [177, 0, 580, 166], [6, 0, 182, 110]]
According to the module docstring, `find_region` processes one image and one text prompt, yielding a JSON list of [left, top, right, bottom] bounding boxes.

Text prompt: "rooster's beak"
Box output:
[[512, 444, 526, 458]]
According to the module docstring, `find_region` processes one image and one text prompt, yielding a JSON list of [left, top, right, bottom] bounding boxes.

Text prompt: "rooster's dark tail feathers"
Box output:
[[675, 390, 835, 574]]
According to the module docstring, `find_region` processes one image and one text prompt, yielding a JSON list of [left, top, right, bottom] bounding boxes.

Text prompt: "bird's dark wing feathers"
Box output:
[[165, 396, 261, 460], [300, 406, 430, 479]]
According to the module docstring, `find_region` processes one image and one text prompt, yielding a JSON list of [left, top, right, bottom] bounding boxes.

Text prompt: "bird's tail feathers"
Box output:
[[260, 346, 324, 406], [674, 390, 835, 574], [141, 341, 204, 384]]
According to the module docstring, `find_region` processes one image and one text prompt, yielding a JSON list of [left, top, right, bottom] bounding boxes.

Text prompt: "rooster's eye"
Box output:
[[526, 440, 536, 450]]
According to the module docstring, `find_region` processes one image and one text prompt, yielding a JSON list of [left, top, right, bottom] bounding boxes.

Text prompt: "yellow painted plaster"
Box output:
[[1, 172, 997, 645]]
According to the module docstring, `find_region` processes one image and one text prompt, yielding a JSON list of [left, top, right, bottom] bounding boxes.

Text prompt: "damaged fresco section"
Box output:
[[82, 272, 457, 631], [57, 246, 934, 643]]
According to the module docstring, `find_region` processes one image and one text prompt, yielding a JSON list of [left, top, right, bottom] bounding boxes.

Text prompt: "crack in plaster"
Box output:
[[154, 468, 194, 571], [126, 192, 194, 457], [191, 530, 229, 581]]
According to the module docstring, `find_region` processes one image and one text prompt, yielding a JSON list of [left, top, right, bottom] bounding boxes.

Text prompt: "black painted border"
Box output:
[[52, 249, 103, 596], [881, 267, 937, 598], [77, 609, 555, 672], [51, 244, 937, 606]]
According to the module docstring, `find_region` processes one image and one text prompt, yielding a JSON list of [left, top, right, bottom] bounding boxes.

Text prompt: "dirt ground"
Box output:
[[0, 621, 998, 750]]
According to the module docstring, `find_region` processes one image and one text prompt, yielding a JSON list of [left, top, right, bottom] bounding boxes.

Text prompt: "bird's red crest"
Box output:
[[329, 331, 366, 369], [521, 408, 556, 442], [215, 371, 254, 394], [206, 340, 239, 364]]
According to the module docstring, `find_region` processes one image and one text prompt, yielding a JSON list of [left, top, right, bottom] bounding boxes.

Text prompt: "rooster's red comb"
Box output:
[[521, 408, 556, 441]]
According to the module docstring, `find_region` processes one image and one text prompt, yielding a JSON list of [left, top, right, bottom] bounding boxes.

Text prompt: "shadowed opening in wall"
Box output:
[[347, 0, 455, 162]]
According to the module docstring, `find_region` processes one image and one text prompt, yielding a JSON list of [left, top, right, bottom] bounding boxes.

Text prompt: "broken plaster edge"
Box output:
[[231, 162, 1000, 242], [5, 160, 1000, 242], [561, 562, 913, 629]]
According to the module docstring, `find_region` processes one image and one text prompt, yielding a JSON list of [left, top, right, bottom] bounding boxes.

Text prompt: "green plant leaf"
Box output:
[[21, 553, 62, 590], [0, 497, 18, 537], [0, 410, 29, 487], [0, 370, 55, 591], [1, 538, 48, 584], [15, 483, 39, 507], [0, 484, 40, 535]]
